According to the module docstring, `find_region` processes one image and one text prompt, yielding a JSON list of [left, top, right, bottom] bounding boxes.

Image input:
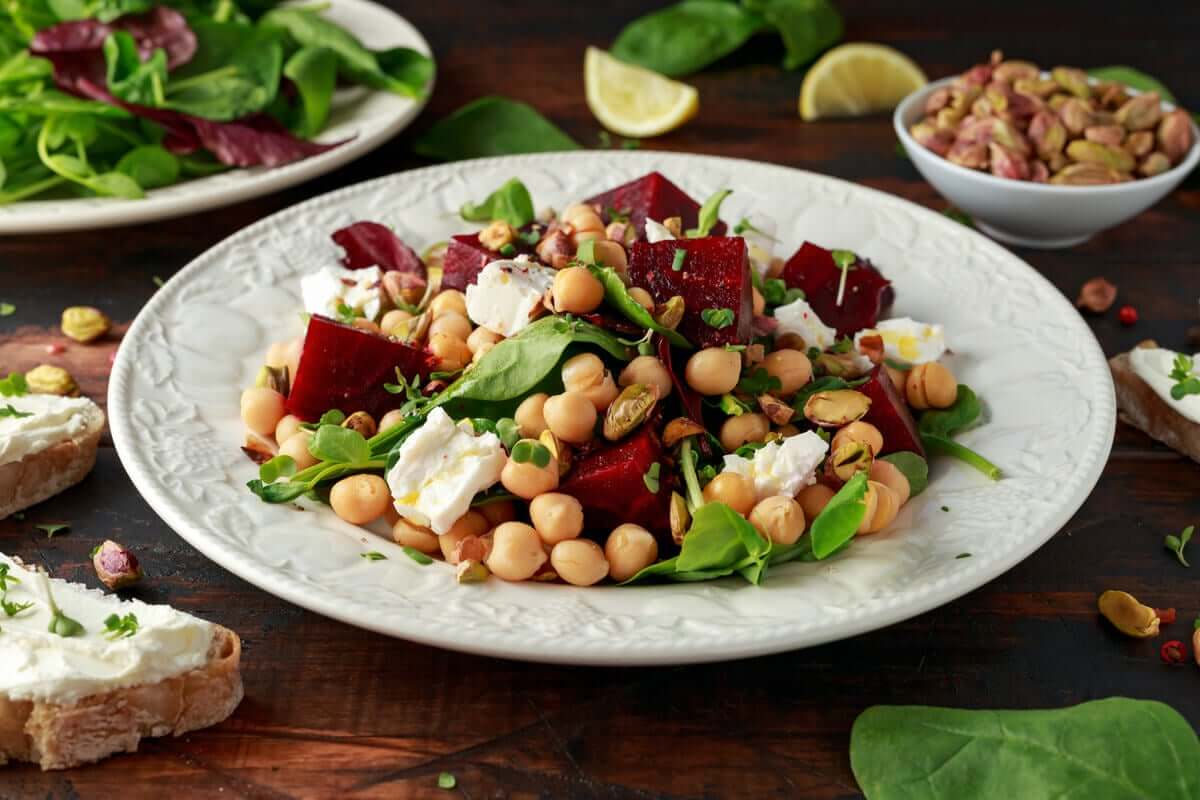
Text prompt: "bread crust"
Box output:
[[0, 625, 242, 771], [1110, 351, 1200, 463], [0, 403, 105, 521]]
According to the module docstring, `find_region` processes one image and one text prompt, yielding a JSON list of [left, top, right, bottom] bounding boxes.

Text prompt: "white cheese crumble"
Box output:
[[465, 260, 556, 337], [644, 218, 675, 243], [385, 408, 506, 534], [855, 317, 947, 364], [773, 298, 837, 351], [300, 265, 386, 322], [721, 431, 829, 501]]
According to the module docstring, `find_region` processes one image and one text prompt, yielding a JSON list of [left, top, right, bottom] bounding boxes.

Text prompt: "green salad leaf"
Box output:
[[743, 0, 842, 70], [413, 96, 580, 161], [918, 384, 1001, 480], [809, 472, 867, 559], [460, 178, 535, 228], [879, 452, 928, 497], [586, 264, 692, 349], [611, 1, 767, 78]]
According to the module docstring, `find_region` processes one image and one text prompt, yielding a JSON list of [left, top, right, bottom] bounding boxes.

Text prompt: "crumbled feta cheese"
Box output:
[[385, 408, 506, 534], [465, 260, 556, 337], [721, 432, 829, 501], [300, 265, 386, 322], [645, 218, 675, 243], [855, 317, 947, 364], [773, 298, 837, 351]]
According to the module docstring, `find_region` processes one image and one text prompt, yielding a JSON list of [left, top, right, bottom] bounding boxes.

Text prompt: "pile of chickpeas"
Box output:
[[239, 198, 965, 587]]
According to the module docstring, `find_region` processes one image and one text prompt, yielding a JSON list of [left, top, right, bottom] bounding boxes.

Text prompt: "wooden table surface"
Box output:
[[3, 1, 1199, 797]]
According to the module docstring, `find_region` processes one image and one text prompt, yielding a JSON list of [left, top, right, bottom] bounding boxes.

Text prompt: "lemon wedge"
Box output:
[[585, 47, 699, 138], [799, 43, 927, 121]]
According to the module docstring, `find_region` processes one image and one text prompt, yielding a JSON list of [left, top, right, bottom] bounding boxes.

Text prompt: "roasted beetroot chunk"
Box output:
[[628, 237, 753, 347], [780, 242, 894, 338], [559, 425, 673, 535], [859, 366, 925, 457], [332, 222, 425, 275], [441, 231, 538, 291], [585, 171, 726, 239], [286, 315, 436, 422]]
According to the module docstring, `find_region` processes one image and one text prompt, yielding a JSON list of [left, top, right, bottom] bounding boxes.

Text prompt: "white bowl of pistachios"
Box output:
[[895, 63, 1200, 250]]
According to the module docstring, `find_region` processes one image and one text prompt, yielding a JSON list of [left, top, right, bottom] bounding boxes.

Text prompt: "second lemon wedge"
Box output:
[[799, 43, 927, 121], [585, 47, 699, 138]]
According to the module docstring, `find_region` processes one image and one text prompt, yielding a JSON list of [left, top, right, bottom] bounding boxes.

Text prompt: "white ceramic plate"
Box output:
[[109, 152, 1115, 666], [0, 0, 431, 234]]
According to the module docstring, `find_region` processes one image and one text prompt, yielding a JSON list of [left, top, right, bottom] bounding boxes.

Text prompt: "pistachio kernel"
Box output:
[[1097, 590, 1161, 638], [539, 429, 573, 476], [663, 417, 706, 448], [25, 364, 78, 396], [342, 411, 377, 438], [829, 440, 873, 482], [652, 295, 685, 331], [803, 389, 871, 428], [669, 491, 691, 546], [255, 364, 290, 396], [603, 383, 659, 441], [61, 305, 111, 344], [756, 394, 795, 426], [456, 559, 490, 584]]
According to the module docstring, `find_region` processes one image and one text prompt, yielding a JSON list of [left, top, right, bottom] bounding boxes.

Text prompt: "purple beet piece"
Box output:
[[780, 242, 894, 338], [332, 222, 425, 280], [585, 171, 726, 239], [286, 315, 436, 422], [559, 424, 673, 535], [628, 236, 753, 347], [440, 229, 539, 291], [859, 366, 925, 457]]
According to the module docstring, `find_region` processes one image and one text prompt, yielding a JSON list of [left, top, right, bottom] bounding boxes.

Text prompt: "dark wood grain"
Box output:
[[3, 1, 1200, 797]]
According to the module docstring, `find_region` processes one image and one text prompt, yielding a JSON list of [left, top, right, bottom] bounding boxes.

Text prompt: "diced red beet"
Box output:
[[585, 171, 726, 239], [286, 315, 436, 422], [780, 242, 894, 338], [440, 230, 539, 291], [628, 237, 753, 348], [559, 424, 673, 535], [332, 222, 425, 278], [859, 366, 925, 457]]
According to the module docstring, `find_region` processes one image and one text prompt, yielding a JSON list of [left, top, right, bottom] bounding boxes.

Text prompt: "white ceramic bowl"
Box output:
[[895, 76, 1200, 249]]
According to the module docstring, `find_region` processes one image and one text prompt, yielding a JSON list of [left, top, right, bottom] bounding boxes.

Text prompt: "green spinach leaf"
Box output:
[[164, 28, 282, 120], [412, 96, 579, 161], [460, 178, 535, 228], [611, 1, 766, 78], [744, 0, 843, 70], [624, 502, 772, 585], [307, 424, 371, 465], [281, 45, 336, 137], [115, 145, 179, 189], [918, 384, 1001, 480], [879, 452, 928, 497], [104, 31, 167, 106], [1088, 66, 1176, 105], [850, 698, 1200, 800], [586, 264, 692, 349], [809, 471, 867, 559]]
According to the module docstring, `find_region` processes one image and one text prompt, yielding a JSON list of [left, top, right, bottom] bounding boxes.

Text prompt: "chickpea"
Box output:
[[629, 287, 655, 311], [352, 318, 383, 335], [553, 266, 605, 314], [515, 393, 550, 438], [618, 356, 673, 399], [752, 287, 765, 316], [429, 289, 467, 318], [486, 522, 548, 581], [702, 473, 757, 516], [868, 459, 911, 507], [777, 423, 801, 437], [429, 310, 472, 342], [393, 517, 440, 553], [798, 483, 836, 521], [562, 353, 606, 393], [330, 474, 391, 525], [438, 510, 489, 562], [282, 337, 303, 379], [279, 430, 318, 470], [885, 364, 908, 392], [719, 413, 770, 452], [529, 492, 584, 545], [381, 308, 414, 337], [265, 340, 289, 369], [382, 503, 401, 526], [766, 257, 786, 279], [379, 409, 406, 433], [467, 325, 502, 354], [551, 539, 609, 586], [592, 240, 628, 272], [543, 392, 597, 444], [832, 421, 884, 457], [500, 445, 560, 499], [749, 495, 806, 545], [604, 523, 658, 582], [274, 413, 303, 445], [562, 202, 604, 234], [906, 362, 957, 410], [762, 349, 813, 396], [685, 347, 742, 396], [580, 372, 618, 411], [240, 387, 286, 436], [479, 499, 516, 526], [429, 332, 472, 370], [860, 481, 900, 534]]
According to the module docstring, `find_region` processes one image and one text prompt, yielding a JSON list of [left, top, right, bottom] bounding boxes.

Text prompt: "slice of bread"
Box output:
[[0, 625, 243, 771], [1110, 350, 1200, 463], [0, 401, 105, 521]]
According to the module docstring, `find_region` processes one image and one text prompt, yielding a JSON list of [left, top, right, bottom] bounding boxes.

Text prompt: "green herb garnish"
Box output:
[[402, 547, 433, 565], [36, 523, 69, 539], [510, 440, 551, 468], [335, 302, 362, 324], [671, 247, 686, 271], [460, 178, 535, 228], [259, 454, 297, 485], [437, 772, 457, 790], [1, 595, 33, 617], [686, 188, 731, 237], [499, 243, 517, 257], [103, 612, 139, 639], [1169, 354, 1200, 400], [0, 302, 14, 316], [700, 307, 735, 329], [1165, 525, 1193, 567], [0, 372, 28, 397], [0, 403, 33, 418], [642, 462, 661, 494], [761, 278, 804, 307], [955, 553, 971, 559], [736, 367, 783, 396], [361, 551, 388, 561], [0, 564, 19, 591], [39, 574, 84, 638]]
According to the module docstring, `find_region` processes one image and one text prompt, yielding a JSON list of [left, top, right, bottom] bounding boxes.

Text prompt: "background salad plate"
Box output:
[[0, 0, 431, 235], [108, 151, 1115, 666]]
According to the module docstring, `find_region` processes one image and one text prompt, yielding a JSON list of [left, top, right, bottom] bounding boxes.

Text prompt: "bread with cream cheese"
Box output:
[[1110, 349, 1200, 463], [0, 397, 105, 520]]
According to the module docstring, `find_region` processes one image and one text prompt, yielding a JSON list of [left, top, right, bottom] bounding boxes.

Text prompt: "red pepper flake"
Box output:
[[1156, 607, 1177, 625], [45, 342, 65, 355], [1118, 305, 1138, 326], [1161, 639, 1188, 664]]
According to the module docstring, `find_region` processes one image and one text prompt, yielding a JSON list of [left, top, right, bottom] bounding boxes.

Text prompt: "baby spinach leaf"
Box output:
[[281, 45, 336, 138], [743, 0, 843, 70], [677, 502, 767, 572], [850, 698, 1200, 800], [686, 188, 730, 237], [412, 96, 579, 161], [307, 424, 370, 465], [809, 472, 867, 559], [104, 30, 167, 106], [1088, 66, 1176, 105], [918, 384, 1001, 480], [586, 264, 692, 349], [0, 372, 28, 396], [258, 453, 297, 484], [879, 452, 928, 497], [460, 178, 535, 228], [921, 435, 1001, 481], [115, 144, 178, 188], [611, 0, 767, 78], [164, 28, 282, 120], [0, 51, 53, 85]]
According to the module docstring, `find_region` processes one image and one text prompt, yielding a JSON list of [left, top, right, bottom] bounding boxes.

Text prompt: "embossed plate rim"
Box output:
[[109, 151, 1115, 665]]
